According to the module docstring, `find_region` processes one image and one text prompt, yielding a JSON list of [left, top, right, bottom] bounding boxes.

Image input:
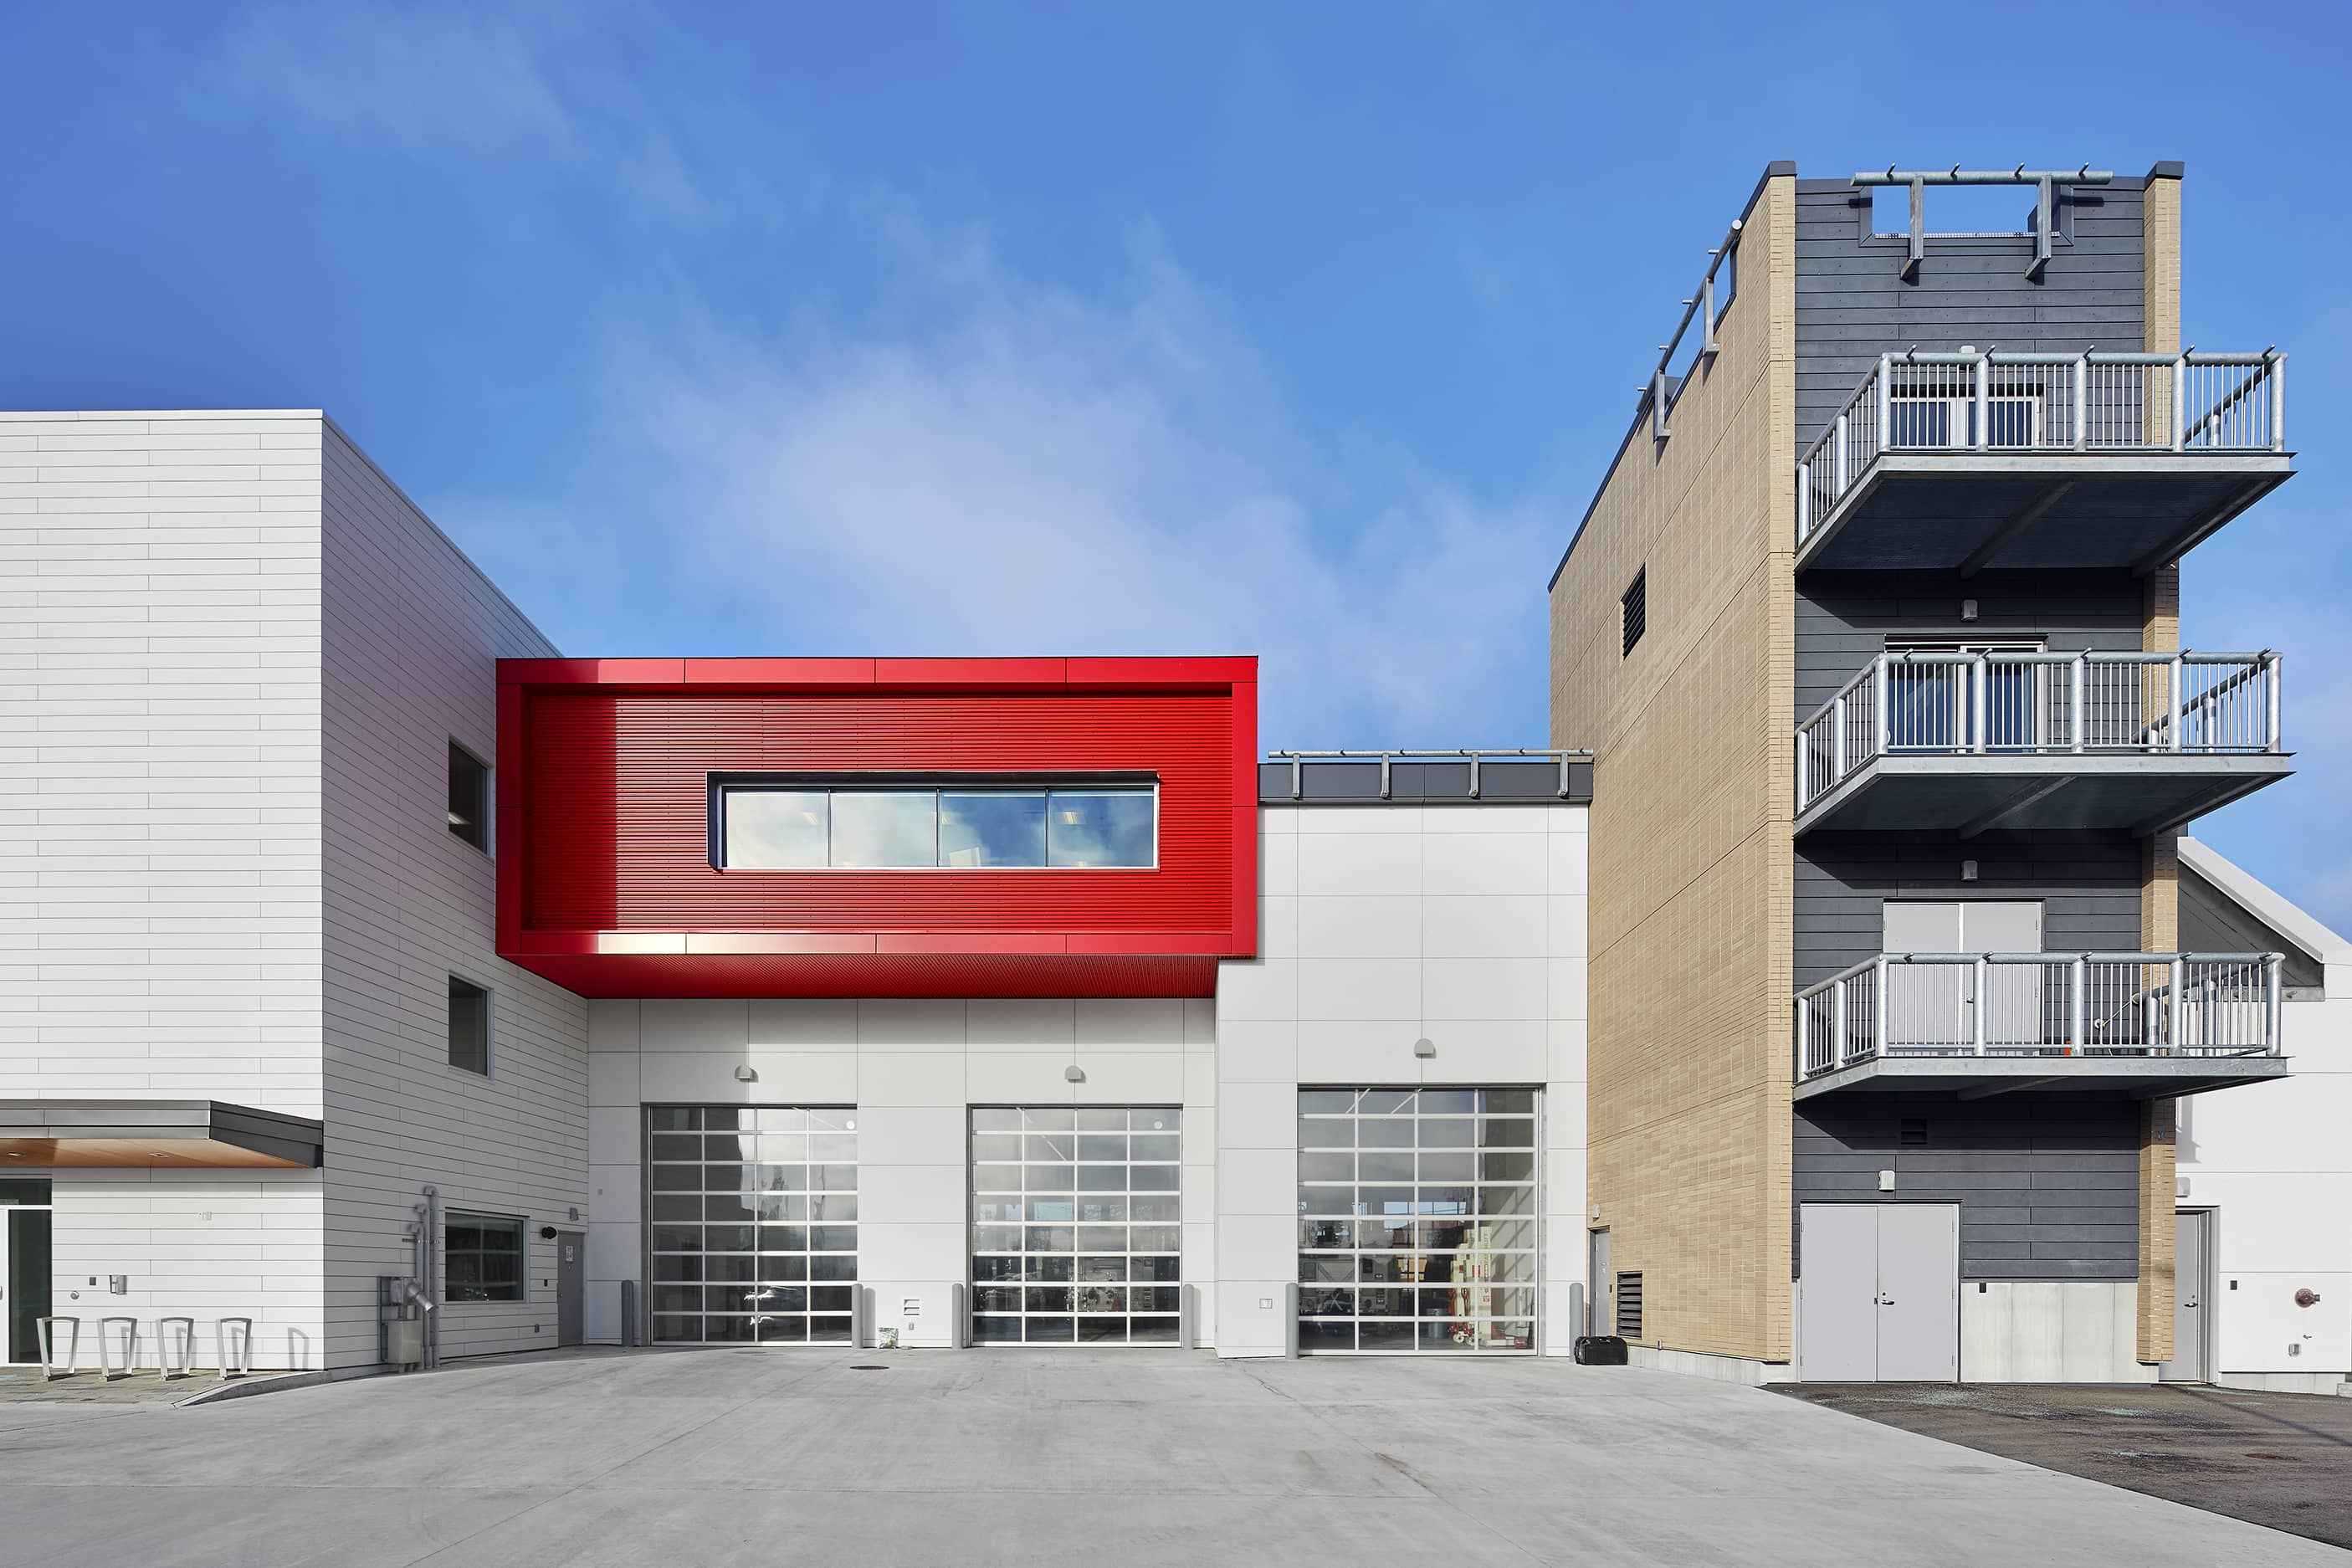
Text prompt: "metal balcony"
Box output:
[[1795, 650, 2288, 835], [1795, 351, 2292, 572], [1793, 951, 2288, 1099]]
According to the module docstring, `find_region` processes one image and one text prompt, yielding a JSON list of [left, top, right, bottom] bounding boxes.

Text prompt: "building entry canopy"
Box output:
[[0, 1100, 324, 1169]]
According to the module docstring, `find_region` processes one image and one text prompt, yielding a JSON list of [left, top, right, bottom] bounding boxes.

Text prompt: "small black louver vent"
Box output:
[[1622, 570, 1647, 656], [1614, 1271, 1643, 1338]]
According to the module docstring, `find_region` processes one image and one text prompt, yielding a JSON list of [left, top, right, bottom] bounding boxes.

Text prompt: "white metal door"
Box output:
[[1873, 1205, 1959, 1381], [1798, 1205, 1880, 1381], [2161, 1211, 2211, 1381]]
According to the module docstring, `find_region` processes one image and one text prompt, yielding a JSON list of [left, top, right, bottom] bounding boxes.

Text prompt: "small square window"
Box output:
[[444, 1211, 525, 1302], [448, 976, 490, 1076], [1621, 570, 1647, 657], [448, 741, 490, 852]]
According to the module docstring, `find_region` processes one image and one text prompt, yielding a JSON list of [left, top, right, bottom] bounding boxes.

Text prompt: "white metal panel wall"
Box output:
[[316, 424, 589, 1367], [582, 996, 1217, 1350], [2176, 986, 2352, 1381], [0, 410, 331, 1366], [1213, 801, 1590, 1358]]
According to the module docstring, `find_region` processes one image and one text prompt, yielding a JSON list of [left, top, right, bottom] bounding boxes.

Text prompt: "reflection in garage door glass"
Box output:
[[1295, 1088, 1538, 1353], [971, 1106, 1182, 1346], [644, 1106, 858, 1345]]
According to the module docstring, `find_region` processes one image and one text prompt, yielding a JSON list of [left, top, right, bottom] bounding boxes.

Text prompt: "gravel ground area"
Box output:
[[1776, 1381, 2352, 1552]]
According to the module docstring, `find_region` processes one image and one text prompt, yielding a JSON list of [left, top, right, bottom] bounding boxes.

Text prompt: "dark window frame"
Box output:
[[444, 1210, 526, 1304], [447, 740, 491, 854], [1621, 570, 1647, 658], [708, 774, 1161, 872], [447, 975, 491, 1077]]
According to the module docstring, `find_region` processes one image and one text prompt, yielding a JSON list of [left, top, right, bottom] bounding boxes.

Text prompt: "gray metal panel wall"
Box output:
[[1793, 177, 2149, 449], [1796, 569, 2150, 718], [1795, 833, 2143, 987], [1793, 1094, 2139, 1281]]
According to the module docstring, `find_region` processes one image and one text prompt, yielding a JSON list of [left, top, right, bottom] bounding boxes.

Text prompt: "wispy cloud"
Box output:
[[207, 3, 1570, 749], [612, 230, 1557, 745], [213, 3, 810, 223]]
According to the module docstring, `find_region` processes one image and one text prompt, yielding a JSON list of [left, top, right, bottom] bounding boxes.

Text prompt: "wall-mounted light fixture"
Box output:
[[1961, 859, 1980, 882], [1063, 1064, 1085, 1084], [1412, 1038, 1437, 1059], [734, 1064, 757, 1083]]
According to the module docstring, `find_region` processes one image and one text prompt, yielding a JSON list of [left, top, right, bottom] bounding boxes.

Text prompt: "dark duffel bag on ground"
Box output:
[[1572, 1335, 1629, 1366]]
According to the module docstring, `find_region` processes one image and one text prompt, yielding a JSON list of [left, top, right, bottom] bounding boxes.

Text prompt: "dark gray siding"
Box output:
[[2181, 865, 2321, 990], [1794, 177, 2149, 450], [1794, 1094, 2139, 1281], [1796, 833, 2142, 987], [1796, 569, 2148, 718]]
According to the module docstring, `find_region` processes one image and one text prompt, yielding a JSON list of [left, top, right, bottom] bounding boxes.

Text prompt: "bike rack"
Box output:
[[214, 1316, 254, 1381], [37, 1316, 79, 1381], [157, 1316, 198, 1380], [97, 1316, 139, 1381]]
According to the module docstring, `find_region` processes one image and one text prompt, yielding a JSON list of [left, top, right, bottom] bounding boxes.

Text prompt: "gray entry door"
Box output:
[[556, 1232, 584, 1348], [2162, 1211, 2211, 1381], [1873, 1205, 1959, 1381], [1588, 1230, 1610, 1337], [1798, 1205, 1879, 1381]]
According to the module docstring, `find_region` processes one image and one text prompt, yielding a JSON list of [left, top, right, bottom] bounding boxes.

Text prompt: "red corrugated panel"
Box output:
[[499, 669, 1255, 995]]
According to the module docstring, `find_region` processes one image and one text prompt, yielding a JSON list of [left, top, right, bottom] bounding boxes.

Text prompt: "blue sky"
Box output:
[[3, 2, 2347, 922]]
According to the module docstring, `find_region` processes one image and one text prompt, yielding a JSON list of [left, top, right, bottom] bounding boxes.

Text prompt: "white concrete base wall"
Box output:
[[584, 996, 1217, 1349], [2208, 1370, 2352, 1396], [1627, 1345, 1779, 1386], [42, 1169, 326, 1371], [1960, 1282, 2155, 1383]]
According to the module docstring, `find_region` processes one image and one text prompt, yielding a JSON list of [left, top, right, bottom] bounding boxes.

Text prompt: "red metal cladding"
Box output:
[[496, 658, 1256, 998]]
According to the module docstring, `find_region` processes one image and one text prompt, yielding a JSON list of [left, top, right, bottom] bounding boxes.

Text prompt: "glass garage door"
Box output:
[[971, 1106, 1182, 1345], [1296, 1088, 1540, 1353], [646, 1106, 858, 1345]]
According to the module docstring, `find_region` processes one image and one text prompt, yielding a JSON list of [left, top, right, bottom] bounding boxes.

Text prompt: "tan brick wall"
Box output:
[[2135, 164, 2185, 1365], [1551, 172, 1796, 1362], [2138, 1096, 2177, 1363]]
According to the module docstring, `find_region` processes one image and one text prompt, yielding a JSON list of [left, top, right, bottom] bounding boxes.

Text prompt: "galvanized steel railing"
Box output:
[[1797, 350, 2287, 542], [1796, 951, 2283, 1079], [1796, 649, 2282, 810]]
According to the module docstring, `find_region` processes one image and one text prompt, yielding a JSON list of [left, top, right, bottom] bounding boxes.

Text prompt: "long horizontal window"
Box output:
[[719, 785, 1156, 869]]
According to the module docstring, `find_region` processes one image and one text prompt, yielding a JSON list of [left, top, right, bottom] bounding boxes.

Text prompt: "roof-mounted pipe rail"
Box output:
[[1850, 165, 2115, 281], [1642, 215, 1745, 442], [1268, 747, 1595, 802]]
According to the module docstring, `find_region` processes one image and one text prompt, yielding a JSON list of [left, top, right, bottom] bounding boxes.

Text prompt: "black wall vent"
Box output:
[[1614, 1271, 1643, 1337], [1899, 1118, 1929, 1147], [1621, 570, 1647, 656]]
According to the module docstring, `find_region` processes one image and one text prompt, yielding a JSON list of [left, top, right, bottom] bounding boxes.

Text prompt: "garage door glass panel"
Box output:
[[646, 1106, 856, 1345], [971, 1106, 1181, 1346], [1296, 1088, 1539, 1353]]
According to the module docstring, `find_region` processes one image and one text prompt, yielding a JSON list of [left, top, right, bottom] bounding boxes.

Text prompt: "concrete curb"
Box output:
[[177, 1366, 387, 1407]]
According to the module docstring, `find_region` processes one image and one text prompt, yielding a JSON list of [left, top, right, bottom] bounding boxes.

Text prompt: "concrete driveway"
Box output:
[[0, 1348, 2339, 1567]]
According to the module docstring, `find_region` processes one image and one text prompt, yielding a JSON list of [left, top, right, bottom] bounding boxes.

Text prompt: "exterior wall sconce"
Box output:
[[1412, 1038, 1437, 1059], [734, 1065, 757, 1083], [1960, 859, 1979, 882], [1063, 1065, 1085, 1084]]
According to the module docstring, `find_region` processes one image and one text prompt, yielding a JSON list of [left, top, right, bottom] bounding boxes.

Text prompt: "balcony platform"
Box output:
[[1795, 450, 2293, 575], [1796, 751, 2293, 837], [1792, 1053, 2289, 1102]]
